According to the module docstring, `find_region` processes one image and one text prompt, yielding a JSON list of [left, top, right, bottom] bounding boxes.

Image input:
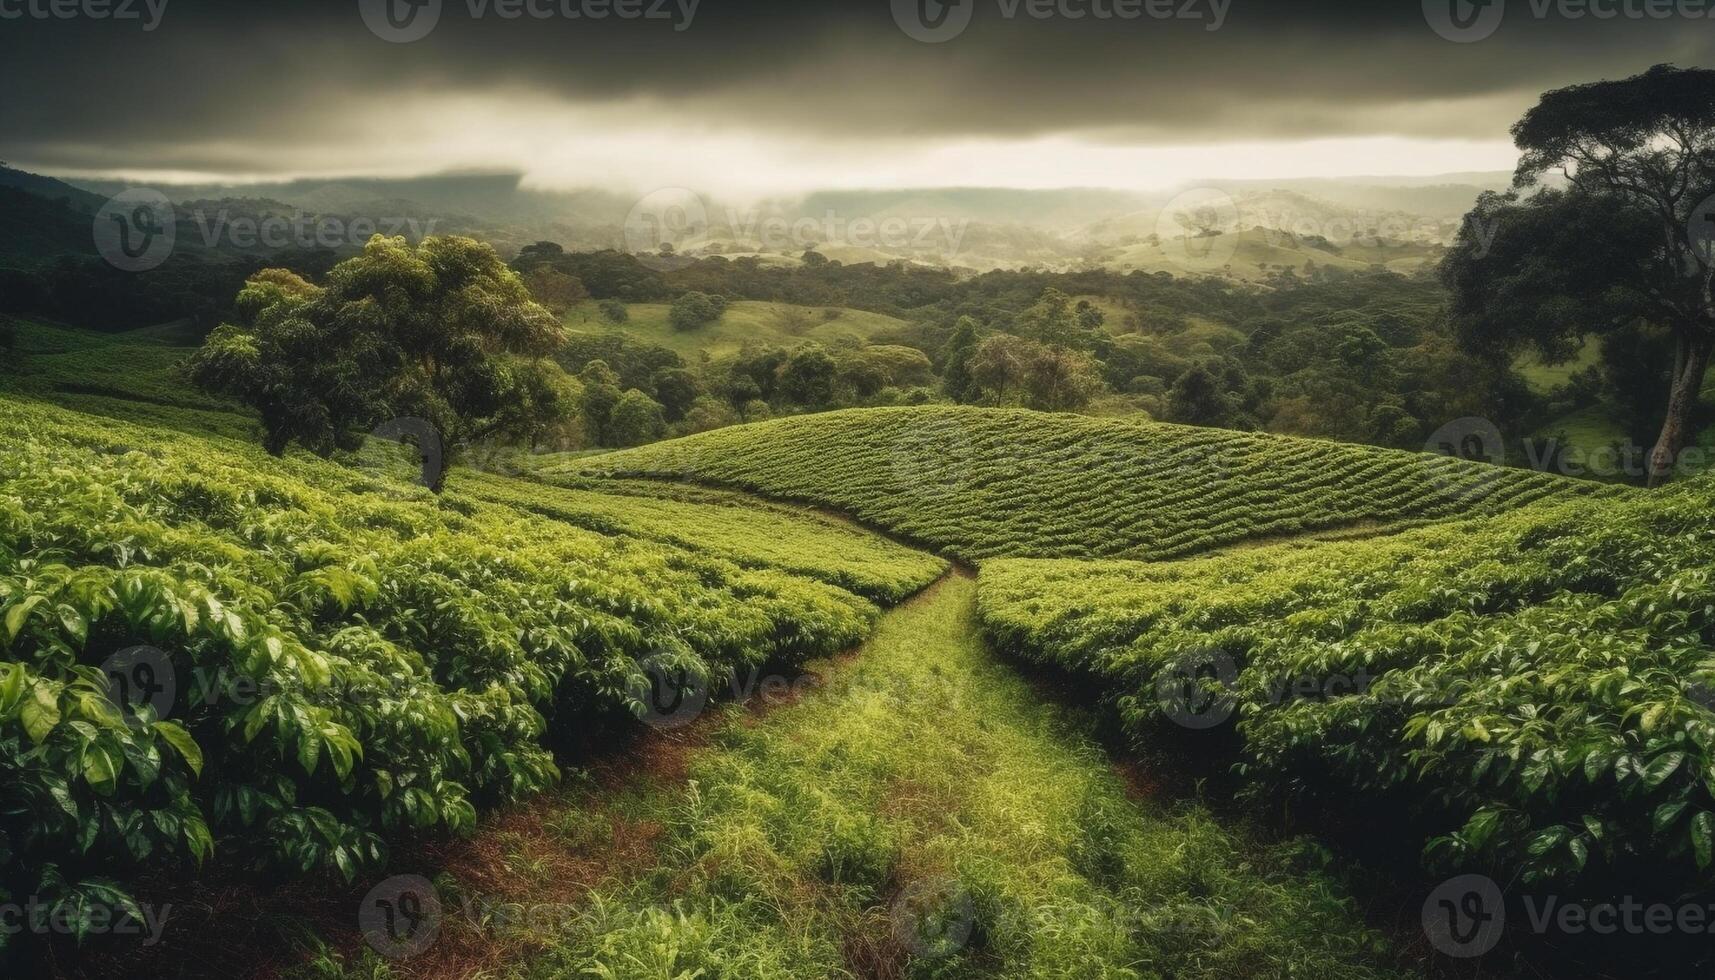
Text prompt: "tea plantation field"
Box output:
[[978, 480, 1715, 900], [6, 319, 1706, 976], [0, 390, 942, 955], [571, 406, 1613, 561]]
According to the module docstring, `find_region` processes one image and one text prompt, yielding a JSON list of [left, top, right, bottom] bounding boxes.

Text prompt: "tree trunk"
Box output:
[[1648, 332, 1714, 487]]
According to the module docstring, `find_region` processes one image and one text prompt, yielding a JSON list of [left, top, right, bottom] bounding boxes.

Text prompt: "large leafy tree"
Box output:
[[191, 235, 569, 464], [941, 316, 980, 404], [1443, 65, 1715, 485]]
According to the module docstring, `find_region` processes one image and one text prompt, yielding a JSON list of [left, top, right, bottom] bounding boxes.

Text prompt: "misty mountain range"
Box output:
[[0, 165, 1526, 278]]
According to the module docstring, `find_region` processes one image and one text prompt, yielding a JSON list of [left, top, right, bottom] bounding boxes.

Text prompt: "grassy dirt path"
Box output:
[[302, 571, 1410, 980]]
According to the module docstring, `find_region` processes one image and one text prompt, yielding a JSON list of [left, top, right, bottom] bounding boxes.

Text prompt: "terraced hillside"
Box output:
[[573, 404, 1715, 968], [0, 392, 942, 949], [571, 406, 1613, 561], [979, 478, 1715, 901]]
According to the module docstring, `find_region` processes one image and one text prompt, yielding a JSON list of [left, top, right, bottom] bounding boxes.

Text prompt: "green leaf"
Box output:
[[298, 730, 321, 776], [56, 605, 88, 646], [20, 684, 61, 743], [1655, 801, 1688, 833], [1583, 815, 1605, 840], [4, 595, 45, 644], [1641, 752, 1686, 790], [81, 742, 118, 795], [183, 813, 215, 865], [154, 720, 204, 777]]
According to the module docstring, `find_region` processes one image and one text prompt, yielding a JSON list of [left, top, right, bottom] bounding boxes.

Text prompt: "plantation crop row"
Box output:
[[0, 396, 939, 953], [2, 320, 262, 442], [978, 481, 1715, 898], [458, 471, 944, 603], [576, 406, 1610, 561]]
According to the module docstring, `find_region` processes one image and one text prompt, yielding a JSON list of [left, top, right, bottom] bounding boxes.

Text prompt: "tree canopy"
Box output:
[[190, 235, 569, 464]]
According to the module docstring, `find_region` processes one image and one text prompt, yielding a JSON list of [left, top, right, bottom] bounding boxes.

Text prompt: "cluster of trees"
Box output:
[[668, 290, 728, 331], [165, 66, 1715, 488], [556, 329, 936, 448], [512, 229, 1549, 453], [0, 252, 346, 335], [533, 258, 1526, 456]]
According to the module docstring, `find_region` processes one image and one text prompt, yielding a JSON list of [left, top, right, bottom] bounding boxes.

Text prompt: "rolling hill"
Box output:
[[568, 403, 1715, 959], [568, 406, 1613, 562], [0, 322, 1426, 978]]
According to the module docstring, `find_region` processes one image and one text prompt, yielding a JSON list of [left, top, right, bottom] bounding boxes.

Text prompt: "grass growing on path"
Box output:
[[302, 571, 1406, 979]]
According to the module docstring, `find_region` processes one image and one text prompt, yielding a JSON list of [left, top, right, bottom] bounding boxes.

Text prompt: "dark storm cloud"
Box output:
[[1, 0, 1710, 177]]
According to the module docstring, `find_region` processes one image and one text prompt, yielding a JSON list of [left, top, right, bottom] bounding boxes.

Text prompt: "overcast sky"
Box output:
[[2, 0, 1709, 196]]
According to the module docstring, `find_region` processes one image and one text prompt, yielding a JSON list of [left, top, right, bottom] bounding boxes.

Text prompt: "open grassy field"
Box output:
[[1100, 228, 1444, 281], [560, 300, 911, 358]]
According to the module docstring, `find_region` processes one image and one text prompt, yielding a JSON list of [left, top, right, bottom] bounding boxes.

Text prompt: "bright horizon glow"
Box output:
[[17, 93, 1521, 200]]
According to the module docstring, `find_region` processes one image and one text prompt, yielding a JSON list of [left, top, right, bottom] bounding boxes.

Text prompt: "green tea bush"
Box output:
[[979, 483, 1715, 896], [575, 406, 1608, 561], [0, 395, 937, 955]]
